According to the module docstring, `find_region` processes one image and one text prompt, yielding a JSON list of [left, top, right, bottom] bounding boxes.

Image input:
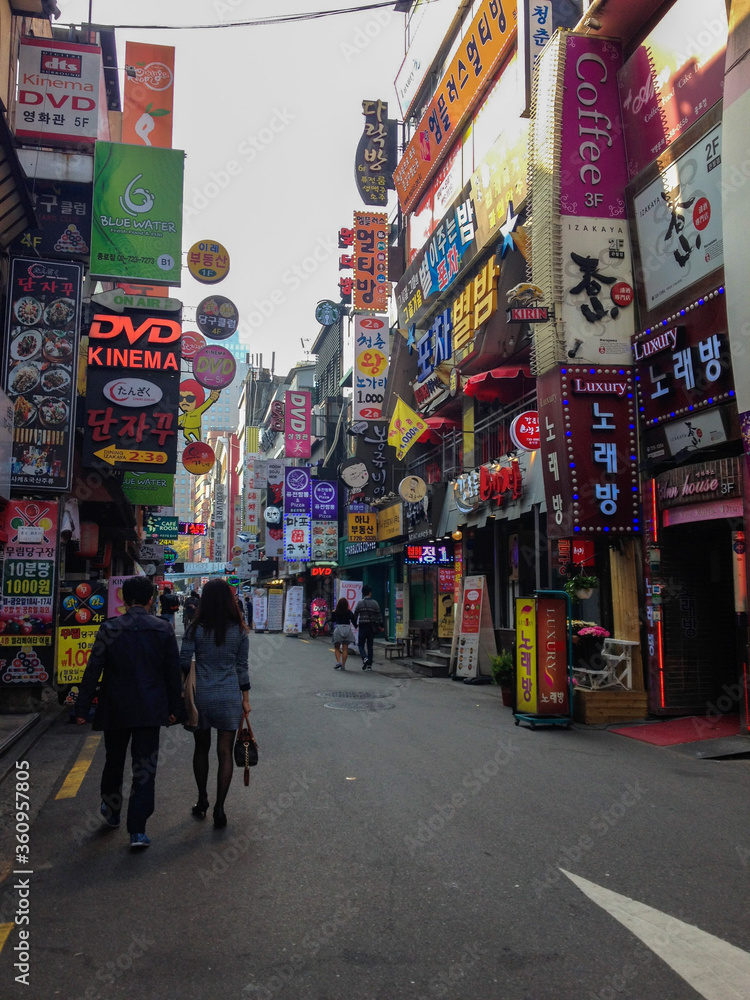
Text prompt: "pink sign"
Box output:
[[617, 0, 726, 180], [284, 389, 311, 458], [193, 344, 236, 389], [560, 35, 628, 219]]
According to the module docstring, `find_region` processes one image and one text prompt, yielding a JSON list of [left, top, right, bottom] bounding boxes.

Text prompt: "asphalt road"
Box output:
[[0, 630, 749, 1000]]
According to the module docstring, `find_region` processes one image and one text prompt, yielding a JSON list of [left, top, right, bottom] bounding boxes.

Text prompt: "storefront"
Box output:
[[644, 458, 745, 715]]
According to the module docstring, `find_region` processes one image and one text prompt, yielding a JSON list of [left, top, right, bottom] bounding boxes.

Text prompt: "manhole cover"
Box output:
[[317, 690, 395, 699], [323, 700, 395, 711]]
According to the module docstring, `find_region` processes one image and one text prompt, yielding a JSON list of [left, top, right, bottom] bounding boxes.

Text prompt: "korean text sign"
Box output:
[[83, 307, 182, 473], [284, 390, 311, 458], [393, 0, 517, 213], [90, 142, 184, 285], [515, 596, 569, 715], [15, 38, 103, 146], [354, 315, 389, 421], [57, 580, 108, 685], [537, 366, 640, 538], [0, 501, 59, 686], [353, 212, 389, 313], [3, 258, 82, 493], [11, 179, 92, 261]]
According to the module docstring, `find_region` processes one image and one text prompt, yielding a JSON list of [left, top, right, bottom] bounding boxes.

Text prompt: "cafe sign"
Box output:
[[655, 458, 742, 511]]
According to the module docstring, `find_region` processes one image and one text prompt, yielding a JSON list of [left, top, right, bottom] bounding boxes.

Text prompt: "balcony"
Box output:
[[406, 387, 536, 483]]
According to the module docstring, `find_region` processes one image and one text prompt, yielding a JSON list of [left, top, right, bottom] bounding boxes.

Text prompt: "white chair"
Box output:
[[600, 638, 638, 690]]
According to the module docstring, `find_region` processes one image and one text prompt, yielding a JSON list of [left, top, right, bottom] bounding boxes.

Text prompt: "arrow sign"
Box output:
[[94, 447, 168, 466], [561, 870, 750, 999]]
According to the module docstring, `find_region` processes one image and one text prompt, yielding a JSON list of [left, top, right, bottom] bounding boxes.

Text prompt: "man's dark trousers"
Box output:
[[358, 625, 375, 665], [101, 727, 160, 834]]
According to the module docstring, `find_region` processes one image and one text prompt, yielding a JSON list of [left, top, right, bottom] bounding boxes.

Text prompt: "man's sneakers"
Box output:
[[130, 833, 151, 850], [361, 659, 373, 671], [100, 802, 120, 828]]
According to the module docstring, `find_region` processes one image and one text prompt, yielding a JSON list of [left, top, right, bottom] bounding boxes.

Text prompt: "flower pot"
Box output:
[[575, 587, 594, 600], [500, 683, 513, 707]]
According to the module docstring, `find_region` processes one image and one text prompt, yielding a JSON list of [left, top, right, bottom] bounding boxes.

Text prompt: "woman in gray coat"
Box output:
[[180, 578, 250, 828]]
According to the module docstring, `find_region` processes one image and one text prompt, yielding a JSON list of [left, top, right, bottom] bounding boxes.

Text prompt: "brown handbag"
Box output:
[[233, 709, 258, 785], [182, 657, 199, 730]]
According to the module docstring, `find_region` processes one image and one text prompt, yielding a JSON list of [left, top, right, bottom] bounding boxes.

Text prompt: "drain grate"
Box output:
[[317, 690, 395, 699]]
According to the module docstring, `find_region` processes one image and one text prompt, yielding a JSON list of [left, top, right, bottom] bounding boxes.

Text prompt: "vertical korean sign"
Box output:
[[90, 142, 184, 285], [311, 481, 339, 562], [3, 258, 82, 492], [122, 42, 175, 148], [516, 597, 537, 712], [456, 575, 484, 679], [354, 315, 389, 421], [284, 389, 312, 458], [0, 501, 59, 685], [57, 580, 108, 685], [354, 99, 396, 207], [283, 466, 311, 563], [353, 212, 389, 313]]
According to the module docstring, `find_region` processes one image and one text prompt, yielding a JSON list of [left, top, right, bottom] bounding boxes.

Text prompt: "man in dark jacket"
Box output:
[[76, 576, 181, 849], [353, 585, 382, 670], [159, 585, 179, 627]]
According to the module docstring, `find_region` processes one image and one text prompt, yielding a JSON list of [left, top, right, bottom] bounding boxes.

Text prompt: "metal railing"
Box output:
[[407, 388, 537, 482]]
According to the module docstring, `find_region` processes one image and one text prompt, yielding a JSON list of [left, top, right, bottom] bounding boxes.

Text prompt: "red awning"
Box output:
[[462, 365, 532, 403], [418, 415, 461, 443]]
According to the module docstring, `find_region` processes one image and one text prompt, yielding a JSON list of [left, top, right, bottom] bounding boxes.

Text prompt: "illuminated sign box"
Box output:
[[404, 542, 454, 566], [178, 521, 207, 536]]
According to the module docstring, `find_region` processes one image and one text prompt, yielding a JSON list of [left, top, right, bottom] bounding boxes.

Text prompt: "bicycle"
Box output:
[[308, 614, 333, 639]]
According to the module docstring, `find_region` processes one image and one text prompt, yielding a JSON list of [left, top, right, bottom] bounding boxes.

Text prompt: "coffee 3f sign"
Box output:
[[90, 142, 184, 286]]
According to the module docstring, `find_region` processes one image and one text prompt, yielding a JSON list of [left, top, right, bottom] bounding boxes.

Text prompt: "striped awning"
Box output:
[[0, 109, 37, 248]]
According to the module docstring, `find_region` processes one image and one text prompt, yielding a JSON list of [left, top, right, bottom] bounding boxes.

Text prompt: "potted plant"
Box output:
[[570, 621, 610, 673], [491, 650, 514, 707], [563, 575, 599, 601]]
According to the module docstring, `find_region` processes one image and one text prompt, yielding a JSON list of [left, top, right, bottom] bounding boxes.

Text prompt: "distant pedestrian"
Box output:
[[353, 585, 382, 670], [244, 595, 253, 629], [159, 585, 179, 627], [179, 578, 250, 829], [332, 597, 356, 670], [183, 590, 200, 628], [75, 576, 181, 850]]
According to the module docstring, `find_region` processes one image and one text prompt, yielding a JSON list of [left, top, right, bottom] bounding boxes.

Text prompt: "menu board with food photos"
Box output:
[[2, 258, 82, 492]]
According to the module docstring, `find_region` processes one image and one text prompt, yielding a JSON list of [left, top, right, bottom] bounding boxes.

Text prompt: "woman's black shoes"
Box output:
[[213, 808, 227, 829], [191, 798, 209, 818]]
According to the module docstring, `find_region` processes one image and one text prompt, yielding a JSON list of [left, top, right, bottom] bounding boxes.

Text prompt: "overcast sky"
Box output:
[[57, 0, 407, 377]]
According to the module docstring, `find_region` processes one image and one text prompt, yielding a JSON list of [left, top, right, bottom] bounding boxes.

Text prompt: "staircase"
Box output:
[[407, 642, 453, 678]]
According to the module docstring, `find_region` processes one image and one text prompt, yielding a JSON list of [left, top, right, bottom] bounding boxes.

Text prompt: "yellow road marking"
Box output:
[[0, 923, 14, 953], [55, 733, 101, 800]]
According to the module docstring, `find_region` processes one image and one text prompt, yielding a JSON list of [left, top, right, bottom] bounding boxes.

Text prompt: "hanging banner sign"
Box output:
[[284, 389, 312, 458], [354, 315, 389, 421], [353, 212, 389, 313], [11, 179, 92, 261], [90, 142, 184, 286], [3, 258, 82, 493], [354, 99, 397, 207], [122, 41, 175, 148], [283, 514, 311, 562], [283, 466, 311, 514]]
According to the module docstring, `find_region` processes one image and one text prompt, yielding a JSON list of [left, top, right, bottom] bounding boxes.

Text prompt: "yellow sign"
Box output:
[[387, 397, 428, 462], [57, 625, 98, 684], [451, 258, 500, 356], [378, 503, 403, 541], [398, 476, 427, 504], [94, 447, 167, 465], [348, 512, 377, 541], [516, 597, 537, 713], [187, 240, 231, 284]]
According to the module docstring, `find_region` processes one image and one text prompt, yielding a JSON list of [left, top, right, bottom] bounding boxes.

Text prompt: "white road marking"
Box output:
[[561, 869, 750, 1000]]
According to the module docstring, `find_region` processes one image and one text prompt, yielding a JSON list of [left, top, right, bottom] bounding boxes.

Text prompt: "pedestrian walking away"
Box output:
[[353, 585, 383, 670], [331, 597, 356, 670], [75, 576, 181, 850], [159, 585, 180, 627], [183, 589, 200, 629], [179, 578, 250, 829]]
